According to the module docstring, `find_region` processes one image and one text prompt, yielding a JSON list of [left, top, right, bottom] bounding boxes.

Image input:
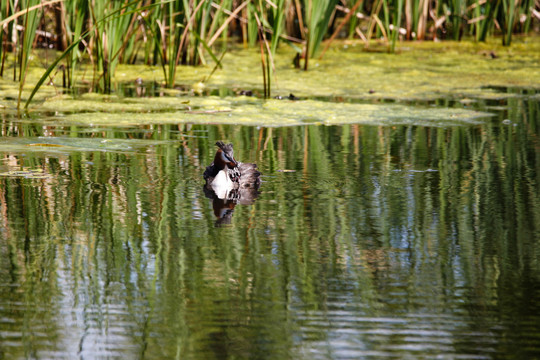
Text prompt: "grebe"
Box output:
[[203, 141, 261, 199]]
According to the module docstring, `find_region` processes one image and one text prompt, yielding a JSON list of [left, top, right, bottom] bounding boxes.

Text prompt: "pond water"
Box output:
[[0, 85, 539, 359]]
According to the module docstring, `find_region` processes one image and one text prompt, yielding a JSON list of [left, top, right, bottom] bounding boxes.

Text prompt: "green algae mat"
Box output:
[[35, 95, 492, 127], [1, 38, 539, 127]]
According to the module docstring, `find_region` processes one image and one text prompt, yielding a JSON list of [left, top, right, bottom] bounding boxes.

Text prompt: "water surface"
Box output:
[[0, 88, 539, 359]]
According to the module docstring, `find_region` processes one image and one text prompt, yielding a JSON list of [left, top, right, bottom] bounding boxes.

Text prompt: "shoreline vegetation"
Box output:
[[0, 0, 539, 109]]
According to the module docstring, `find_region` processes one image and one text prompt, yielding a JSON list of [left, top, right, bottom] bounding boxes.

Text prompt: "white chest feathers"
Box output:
[[211, 170, 235, 199]]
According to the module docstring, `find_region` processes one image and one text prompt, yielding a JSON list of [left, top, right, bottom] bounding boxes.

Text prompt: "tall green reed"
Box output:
[[269, 0, 286, 55], [357, 0, 536, 50], [17, 0, 42, 110], [164, 0, 183, 87], [144, 0, 225, 88], [59, 0, 88, 88], [0, 0, 536, 109], [389, 0, 404, 52], [304, 0, 338, 63], [245, 0, 289, 97], [89, 0, 142, 93], [472, 0, 498, 42], [253, 10, 272, 98], [0, 0, 12, 77], [25, 0, 165, 108], [447, 0, 465, 40], [501, 0, 517, 46]]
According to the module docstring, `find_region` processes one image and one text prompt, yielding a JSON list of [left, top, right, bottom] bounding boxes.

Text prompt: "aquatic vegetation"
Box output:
[[33, 95, 492, 127], [0, 0, 538, 106], [9, 37, 537, 102], [2, 36, 540, 138], [304, 0, 338, 60], [0, 37, 537, 127]]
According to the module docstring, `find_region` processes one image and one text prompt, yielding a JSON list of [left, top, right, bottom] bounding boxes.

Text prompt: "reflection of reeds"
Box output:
[[1, 95, 539, 356], [0, 0, 538, 105]]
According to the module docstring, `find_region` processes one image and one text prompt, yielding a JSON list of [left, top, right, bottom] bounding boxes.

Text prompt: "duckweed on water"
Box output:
[[109, 38, 539, 101], [40, 93, 194, 113], [0, 136, 173, 153], [38, 96, 492, 127], [1, 38, 538, 126]]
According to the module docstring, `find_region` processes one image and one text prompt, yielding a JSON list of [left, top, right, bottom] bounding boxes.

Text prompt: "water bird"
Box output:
[[204, 141, 261, 200]]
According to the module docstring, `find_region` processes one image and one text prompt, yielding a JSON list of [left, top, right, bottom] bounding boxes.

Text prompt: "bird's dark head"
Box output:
[[214, 141, 238, 169]]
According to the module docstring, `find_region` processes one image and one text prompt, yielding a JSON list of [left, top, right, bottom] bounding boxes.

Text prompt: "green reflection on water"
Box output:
[[0, 92, 539, 359]]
